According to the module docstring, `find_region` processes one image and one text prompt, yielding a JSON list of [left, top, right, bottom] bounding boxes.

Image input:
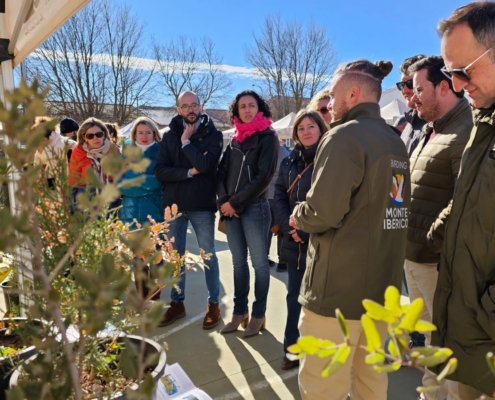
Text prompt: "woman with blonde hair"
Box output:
[[308, 88, 332, 124], [120, 116, 163, 299]]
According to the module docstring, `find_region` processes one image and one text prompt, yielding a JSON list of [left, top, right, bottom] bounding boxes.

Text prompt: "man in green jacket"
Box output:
[[406, 55, 472, 400], [433, 2, 495, 399], [290, 59, 411, 400]]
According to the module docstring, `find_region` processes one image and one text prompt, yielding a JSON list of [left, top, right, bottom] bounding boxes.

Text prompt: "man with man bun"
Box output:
[[290, 59, 411, 399]]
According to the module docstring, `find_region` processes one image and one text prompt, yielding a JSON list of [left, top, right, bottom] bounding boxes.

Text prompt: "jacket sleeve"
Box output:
[[273, 158, 292, 237], [216, 146, 230, 207], [182, 130, 223, 173], [292, 132, 365, 234], [426, 129, 470, 253], [229, 135, 279, 213], [154, 134, 189, 182]]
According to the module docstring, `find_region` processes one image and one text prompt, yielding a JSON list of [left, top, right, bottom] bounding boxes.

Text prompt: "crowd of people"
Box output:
[[31, 1, 495, 399]]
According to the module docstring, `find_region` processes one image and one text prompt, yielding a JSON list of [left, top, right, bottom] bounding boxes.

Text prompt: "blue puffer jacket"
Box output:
[[120, 142, 164, 226], [274, 143, 318, 269]]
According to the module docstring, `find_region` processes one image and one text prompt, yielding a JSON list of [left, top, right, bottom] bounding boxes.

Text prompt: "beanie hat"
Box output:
[[60, 118, 79, 135]]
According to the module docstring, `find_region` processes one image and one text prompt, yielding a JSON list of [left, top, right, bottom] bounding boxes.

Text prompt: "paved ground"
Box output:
[[150, 224, 423, 400]]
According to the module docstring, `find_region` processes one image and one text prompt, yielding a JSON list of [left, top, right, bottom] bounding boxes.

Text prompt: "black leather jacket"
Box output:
[[216, 129, 279, 213]]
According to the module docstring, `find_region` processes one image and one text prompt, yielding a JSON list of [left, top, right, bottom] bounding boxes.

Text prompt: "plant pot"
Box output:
[[0, 318, 41, 400], [9, 334, 166, 399]]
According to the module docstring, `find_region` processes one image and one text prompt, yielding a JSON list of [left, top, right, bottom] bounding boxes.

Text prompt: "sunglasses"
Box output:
[[440, 45, 495, 82], [396, 79, 413, 91], [85, 131, 104, 140], [319, 107, 329, 114]]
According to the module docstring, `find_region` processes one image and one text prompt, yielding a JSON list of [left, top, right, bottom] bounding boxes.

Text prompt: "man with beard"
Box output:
[[397, 55, 428, 156], [155, 91, 223, 330], [406, 55, 472, 400], [289, 60, 411, 400], [432, 2, 495, 399]]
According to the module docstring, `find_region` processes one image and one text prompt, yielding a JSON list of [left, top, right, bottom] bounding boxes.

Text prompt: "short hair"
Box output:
[[130, 117, 161, 143], [32, 116, 55, 138], [409, 55, 464, 98], [438, 2, 495, 62], [105, 122, 119, 144], [399, 54, 427, 75], [334, 59, 393, 102], [292, 110, 328, 145], [178, 91, 200, 106], [308, 89, 331, 111], [228, 90, 272, 123], [77, 118, 109, 145]]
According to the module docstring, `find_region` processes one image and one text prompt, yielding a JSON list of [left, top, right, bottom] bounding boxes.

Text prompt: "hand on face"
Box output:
[[181, 123, 195, 144]]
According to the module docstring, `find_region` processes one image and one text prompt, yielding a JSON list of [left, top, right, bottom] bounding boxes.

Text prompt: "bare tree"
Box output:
[[153, 36, 233, 107], [246, 15, 338, 118], [26, 0, 155, 125]]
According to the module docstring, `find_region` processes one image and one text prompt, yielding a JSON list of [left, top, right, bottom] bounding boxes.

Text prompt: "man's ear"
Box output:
[[348, 85, 361, 105], [439, 80, 451, 96]]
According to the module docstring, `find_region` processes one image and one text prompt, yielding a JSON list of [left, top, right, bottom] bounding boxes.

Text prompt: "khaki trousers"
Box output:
[[447, 381, 495, 400], [405, 259, 447, 400], [298, 307, 388, 400]]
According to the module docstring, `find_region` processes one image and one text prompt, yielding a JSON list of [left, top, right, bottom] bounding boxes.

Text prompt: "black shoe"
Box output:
[[276, 263, 287, 272], [268, 258, 276, 267]]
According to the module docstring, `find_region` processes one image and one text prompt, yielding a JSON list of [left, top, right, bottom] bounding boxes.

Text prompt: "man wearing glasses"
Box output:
[[155, 91, 224, 330], [405, 55, 472, 400], [396, 55, 427, 156], [432, 2, 495, 399]]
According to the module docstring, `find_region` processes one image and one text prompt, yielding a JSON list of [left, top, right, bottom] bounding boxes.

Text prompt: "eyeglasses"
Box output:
[[180, 103, 200, 111], [440, 45, 495, 82], [319, 107, 329, 114], [84, 131, 104, 140], [412, 82, 436, 97], [396, 79, 413, 91]]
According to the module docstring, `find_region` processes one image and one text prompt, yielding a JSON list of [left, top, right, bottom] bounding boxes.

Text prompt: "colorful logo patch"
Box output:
[[390, 174, 406, 206]]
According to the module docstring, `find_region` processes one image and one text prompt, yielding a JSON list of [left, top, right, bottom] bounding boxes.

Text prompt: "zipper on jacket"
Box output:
[[247, 165, 252, 181], [232, 147, 250, 194], [308, 241, 319, 287]]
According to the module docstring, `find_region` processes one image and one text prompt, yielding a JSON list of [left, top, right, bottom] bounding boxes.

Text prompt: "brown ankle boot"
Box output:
[[241, 317, 266, 338], [202, 302, 221, 330], [220, 314, 249, 334], [158, 301, 186, 327]]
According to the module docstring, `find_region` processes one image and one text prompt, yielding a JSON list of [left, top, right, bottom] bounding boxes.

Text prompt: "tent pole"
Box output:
[[7, 0, 33, 55]]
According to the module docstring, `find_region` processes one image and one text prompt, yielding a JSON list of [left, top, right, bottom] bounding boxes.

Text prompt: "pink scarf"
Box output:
[[232, 112, 274, 143]]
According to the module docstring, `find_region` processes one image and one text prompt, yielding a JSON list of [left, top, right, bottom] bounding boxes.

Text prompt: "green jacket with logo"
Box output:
[[432, 106, 495, 396], [293, 103, 411, 320]]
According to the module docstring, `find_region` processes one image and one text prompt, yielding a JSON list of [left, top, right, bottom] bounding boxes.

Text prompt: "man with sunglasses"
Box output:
[[431, 3, 495, 399], [396, 55, 427, 156], [155, 91, 224, 330], [406, 55, 472, 400]]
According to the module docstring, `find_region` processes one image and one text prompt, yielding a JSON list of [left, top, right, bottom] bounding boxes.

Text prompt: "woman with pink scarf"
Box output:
[[217, 90, 279, 338]]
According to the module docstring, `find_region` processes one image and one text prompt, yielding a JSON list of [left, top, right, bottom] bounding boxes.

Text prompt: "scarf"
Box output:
[[135, 141, 155, 152], [83, 139, 111, 182], [232, 112, 273, 143]]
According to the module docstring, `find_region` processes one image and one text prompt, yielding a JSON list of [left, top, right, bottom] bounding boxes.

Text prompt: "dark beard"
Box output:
[[182, 112, 200, 125]]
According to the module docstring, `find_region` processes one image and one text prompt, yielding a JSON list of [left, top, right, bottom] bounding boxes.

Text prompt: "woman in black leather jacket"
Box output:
[[217, 90, 279, 338], [274, 110, 327, 369]]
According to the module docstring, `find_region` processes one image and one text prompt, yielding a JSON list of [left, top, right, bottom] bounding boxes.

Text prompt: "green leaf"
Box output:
[[361, 314, 382, 352], [296, 336, 322, 356], [417, 348, 453, 367], [321, 344, 351, 378], [414, 319, 437, 333], [388, 337, 400, 357], [140, 371, 157, 396], [119, 176, 146, 189], [417, 386, 442, 393], [124, 144, 143, 161], [373, 361, 401, 373], [85, 167, 104, 189], [336, 308, 350, 341], [437, 357, 457, 381], [287, 343, 302, 354], [362, 300, 397, 323], [384, 285, 402, 314], [130, 158, 151, 174], [486, 352, 495, 377], [100, 253, 116, 279], [119, 338, 139, 379], [100, 184, 120, 204], [366, 352, 385, 364], [410, 346, 441, 358], [6, 386, 26, 400], [399, 298, 424, 332]]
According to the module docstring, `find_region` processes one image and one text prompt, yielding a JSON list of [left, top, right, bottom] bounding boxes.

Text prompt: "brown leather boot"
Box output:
[[220, 314, 249, 334], [202, 302, 221, 330], [158, 301, 186, 327]]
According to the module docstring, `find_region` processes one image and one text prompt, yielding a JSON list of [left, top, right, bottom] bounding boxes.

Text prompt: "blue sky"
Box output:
[[113, 0, 468, 108]]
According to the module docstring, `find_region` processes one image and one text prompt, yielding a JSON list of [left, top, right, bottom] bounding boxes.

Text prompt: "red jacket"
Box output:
[[68, 144, 120, 186]]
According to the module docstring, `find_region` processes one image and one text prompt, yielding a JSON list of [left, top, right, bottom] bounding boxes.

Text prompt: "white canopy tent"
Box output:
[[380, 99, 410, 124]]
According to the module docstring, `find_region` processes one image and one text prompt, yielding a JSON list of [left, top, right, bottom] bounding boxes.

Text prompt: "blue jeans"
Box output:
[[225, 198, 271, 319], [168, 211, 220, 303], [284, 264, 305, 360]]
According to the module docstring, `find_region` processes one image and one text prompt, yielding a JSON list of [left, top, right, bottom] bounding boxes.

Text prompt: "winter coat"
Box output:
[[293, 103, 411, 320], [274, 143, 317, 269], [406, 98, 472, 263], [154, 114, 223, 212], [432, 105, 495, 396], [400, 109, 428, 157], [120, 142, 163, 226], [216, 129, 279, 213], [267, 145, 290, 199]]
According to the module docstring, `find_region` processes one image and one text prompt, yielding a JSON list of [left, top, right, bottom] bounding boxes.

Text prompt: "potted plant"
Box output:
[[0, 81, 206, 400]]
